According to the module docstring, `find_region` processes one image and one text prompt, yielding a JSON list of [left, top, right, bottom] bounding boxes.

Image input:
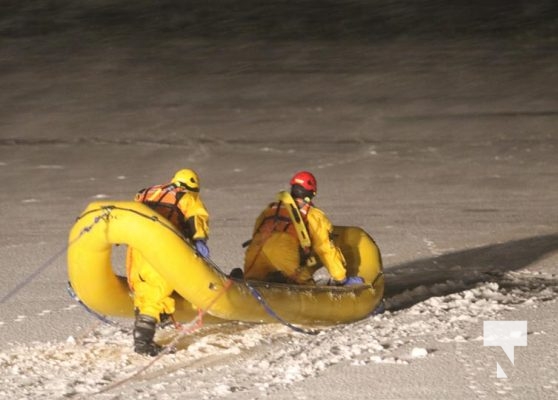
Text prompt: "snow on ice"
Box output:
[[0, 270, 556, 399]]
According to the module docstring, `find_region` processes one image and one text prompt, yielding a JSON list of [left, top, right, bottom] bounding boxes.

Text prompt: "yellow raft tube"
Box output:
[[67, 201, 384, 326]]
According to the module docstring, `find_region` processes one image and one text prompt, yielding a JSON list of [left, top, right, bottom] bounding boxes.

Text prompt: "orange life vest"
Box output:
[[135, 184, 191, 237]]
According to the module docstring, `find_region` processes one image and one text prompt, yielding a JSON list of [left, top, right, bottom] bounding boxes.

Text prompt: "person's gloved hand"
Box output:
[[194, 240, 210, 258], [329, 276, 364, 286], [342, 276, 365, 286]]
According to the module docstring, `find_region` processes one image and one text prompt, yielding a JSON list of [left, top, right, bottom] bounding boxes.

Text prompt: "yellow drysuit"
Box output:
[[126, 184, 209, 321], [244, 198, 346, 284]]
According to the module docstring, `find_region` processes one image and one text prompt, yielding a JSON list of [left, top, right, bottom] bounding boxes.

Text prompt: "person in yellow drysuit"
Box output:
[[243, 171, 363, 285], [126, 168, 210, 356]]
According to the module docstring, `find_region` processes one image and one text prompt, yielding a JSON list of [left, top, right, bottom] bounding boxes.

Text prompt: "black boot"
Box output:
[[133, 314, 163, 356]]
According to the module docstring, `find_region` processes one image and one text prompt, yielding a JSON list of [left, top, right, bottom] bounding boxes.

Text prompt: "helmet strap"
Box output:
[[174, 182, 199, 192]]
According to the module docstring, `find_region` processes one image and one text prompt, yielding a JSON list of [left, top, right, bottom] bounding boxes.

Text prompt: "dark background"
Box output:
[[2, 1, 557, 40]]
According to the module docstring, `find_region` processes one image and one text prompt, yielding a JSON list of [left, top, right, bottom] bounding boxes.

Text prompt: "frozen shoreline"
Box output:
[[2, 268, 557, 399]]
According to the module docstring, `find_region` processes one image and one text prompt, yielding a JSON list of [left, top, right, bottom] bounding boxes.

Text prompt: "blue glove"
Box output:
[[342, 276, 364, 286], [194, 240, 210, 258], [329, 276, 364, 286]]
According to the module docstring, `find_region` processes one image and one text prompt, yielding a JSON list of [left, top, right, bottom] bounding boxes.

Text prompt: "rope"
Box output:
[[67, 208, 119, 326], [67, 282, 118, 326], [93, 313, 204, 396], [95, 281, 235, 396], [79, 204, 187, 243], [244, 282, 320, 335], [201, 241, 320, 335], [0, 210, 109, 304]]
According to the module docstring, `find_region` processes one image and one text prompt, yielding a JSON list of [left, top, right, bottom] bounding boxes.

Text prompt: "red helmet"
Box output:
[[290, 171, 317, 195]]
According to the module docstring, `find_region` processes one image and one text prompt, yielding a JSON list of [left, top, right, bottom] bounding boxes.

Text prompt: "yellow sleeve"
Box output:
[[178, 193, 210, 240], [306, 207, 347, 281]]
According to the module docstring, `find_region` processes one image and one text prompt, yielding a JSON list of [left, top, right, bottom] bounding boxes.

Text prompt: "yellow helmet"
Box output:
[[172, 168, 200, 192]]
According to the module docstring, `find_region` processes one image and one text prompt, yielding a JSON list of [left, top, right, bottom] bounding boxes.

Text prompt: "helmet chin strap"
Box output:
[[175, 182, 199, 192]]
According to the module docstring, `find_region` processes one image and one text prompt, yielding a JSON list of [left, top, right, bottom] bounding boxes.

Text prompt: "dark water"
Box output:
[[1, 0, 557, 144], [2, 0, 557, 41]]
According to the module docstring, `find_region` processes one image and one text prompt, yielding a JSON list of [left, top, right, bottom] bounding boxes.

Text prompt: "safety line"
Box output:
[[79, 205, 187, 243], [204, 255, 321, 335], [67, 282, 118, 326], [0, 210, 109, 305], [244, 282, 320, 335], [94, 281, 234, 396], [93, 314, 204, 396]]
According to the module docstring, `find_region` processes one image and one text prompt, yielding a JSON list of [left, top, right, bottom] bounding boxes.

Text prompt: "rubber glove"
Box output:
[[342, 276, 365, 286], [194, 240, 210, 258], [329, 276, 364, 286]]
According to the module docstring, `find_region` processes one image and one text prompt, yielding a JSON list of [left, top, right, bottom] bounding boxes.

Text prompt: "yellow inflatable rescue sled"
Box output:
[[67, 201, 384, 326]]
